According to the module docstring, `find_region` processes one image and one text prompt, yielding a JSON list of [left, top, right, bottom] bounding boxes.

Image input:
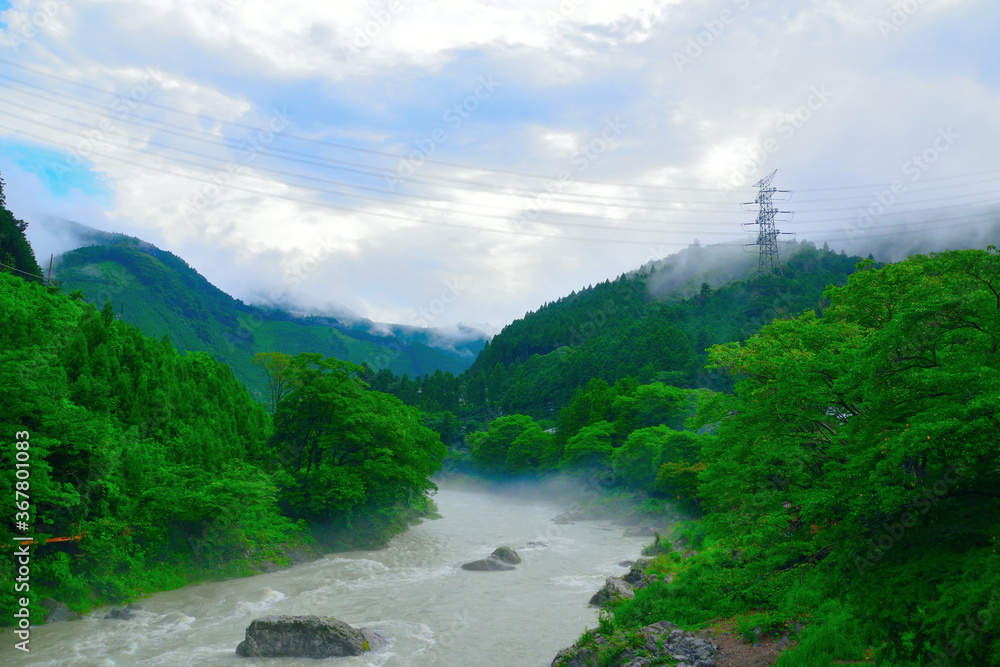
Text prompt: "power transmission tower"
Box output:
[[743, 169, 792, 276]]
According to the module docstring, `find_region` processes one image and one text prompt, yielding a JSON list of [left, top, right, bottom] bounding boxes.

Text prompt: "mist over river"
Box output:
[[6, 478, 653, 666]]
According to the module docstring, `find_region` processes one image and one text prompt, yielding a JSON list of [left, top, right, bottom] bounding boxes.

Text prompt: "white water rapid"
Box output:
[[6, 478, 654, 666]]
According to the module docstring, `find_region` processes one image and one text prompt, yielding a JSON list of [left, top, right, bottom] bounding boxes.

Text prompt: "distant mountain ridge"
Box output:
[[51, 223, 489, 398], [458, 241, 868, 417]]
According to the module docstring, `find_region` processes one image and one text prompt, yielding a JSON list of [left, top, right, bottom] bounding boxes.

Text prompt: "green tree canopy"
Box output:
[[562, 420, 616, 469], [270, 353, 446, 526], [696, 249, 1000, 663]]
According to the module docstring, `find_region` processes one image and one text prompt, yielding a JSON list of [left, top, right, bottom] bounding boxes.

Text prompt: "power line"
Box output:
[[0, 91, 1000, 225], [0, 121, 745, 246], [0, 77, 757, 209], [3, 113, 997, 249], [0, 261, 51, 284], [4, 59, 995, 199], [0, 117, 756, 236], [0, 59, 746, 192], [0, 96, 754, 217]]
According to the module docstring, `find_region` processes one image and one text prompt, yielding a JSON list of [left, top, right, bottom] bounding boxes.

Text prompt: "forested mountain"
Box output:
[[0, 269, 444, 622], [460, 241, 867, 418], [588, 248, 1000, 666], [0, 180, 448, 622], [0, 176, 42, 278], [50, 228, 486, 397], [453, 248, 1000, 666]]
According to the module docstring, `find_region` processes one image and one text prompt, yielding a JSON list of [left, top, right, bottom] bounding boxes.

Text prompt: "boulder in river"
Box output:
[[461, 546, 522, 571], [235, 615, 383, 658], [588, 576, 635, 607], [40, 599, 80, 623], [103, 604, 142, 620], [462, 558, 516, 571], [491, 546, 522, 564]]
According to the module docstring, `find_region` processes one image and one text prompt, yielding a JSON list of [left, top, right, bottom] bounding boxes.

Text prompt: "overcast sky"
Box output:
[[1, 0, 998, 331]]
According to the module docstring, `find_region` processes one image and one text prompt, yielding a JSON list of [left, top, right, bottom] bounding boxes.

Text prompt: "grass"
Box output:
[[641, 532, 675, 557], [774, 602, 880, 667]]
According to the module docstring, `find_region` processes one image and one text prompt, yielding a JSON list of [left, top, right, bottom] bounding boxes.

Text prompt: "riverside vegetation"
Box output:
[[3, 172, 998, 664], [0, 179, 445, 622], [480, 249, 999, 667], [375, 246, 1000, 665]]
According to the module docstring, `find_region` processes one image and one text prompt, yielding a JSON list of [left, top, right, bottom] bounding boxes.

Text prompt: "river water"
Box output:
[[7, 478, 653, 666]]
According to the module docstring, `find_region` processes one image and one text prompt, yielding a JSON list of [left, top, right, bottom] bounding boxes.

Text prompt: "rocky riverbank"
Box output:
[[550, 557, 719, 667], [552, 620, 719, 667], [551, 549, 789, 667]]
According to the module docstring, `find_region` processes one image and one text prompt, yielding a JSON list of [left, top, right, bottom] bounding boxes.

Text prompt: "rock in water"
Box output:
[[461, 557, 517, 571], [490, 546, 521, 564], [40, 599, 80, 623], [235, 615, 378, 658], [103, 607, 137, 620], [461, 546, 521, 571]]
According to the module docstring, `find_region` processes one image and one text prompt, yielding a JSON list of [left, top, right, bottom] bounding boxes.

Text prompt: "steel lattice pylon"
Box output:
[[743, 169, 792, 276]]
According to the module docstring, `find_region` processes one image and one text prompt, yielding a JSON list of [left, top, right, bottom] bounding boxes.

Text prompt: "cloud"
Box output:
[[1, 0, 999, 331]]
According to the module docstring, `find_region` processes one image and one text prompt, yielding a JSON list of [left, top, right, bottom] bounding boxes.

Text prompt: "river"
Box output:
[[7, 478, 653, 666]]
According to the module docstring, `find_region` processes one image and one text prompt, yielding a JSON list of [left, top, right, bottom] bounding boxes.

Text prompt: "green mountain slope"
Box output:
[[461, 241, 868, 417], [0, 174, 43, 278], [53, 234, 483, 398]]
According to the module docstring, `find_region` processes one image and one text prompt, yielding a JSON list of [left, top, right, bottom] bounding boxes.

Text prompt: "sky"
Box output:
[[1, 0, 998, 332]]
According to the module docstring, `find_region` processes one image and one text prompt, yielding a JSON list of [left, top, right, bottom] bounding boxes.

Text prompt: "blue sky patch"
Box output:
[[0, 140, 113, 205]]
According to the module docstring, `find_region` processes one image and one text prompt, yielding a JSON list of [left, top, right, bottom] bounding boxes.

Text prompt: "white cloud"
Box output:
[[3, 0, 1000, 330]]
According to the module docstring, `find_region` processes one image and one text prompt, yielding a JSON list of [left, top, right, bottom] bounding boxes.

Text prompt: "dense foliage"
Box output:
[[53, 236, 481, 398], [267, 352, 446, 548], [0, 270, 289, 620], [0, 272, 445, 622], [359, 243, 867, 466], [8, 163, 994, 663], [597, 249, 1000, 666], [0, 175, 43, 279], [458, 242, 864, 418]]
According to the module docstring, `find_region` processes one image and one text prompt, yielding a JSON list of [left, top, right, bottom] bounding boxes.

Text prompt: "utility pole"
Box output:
[[743, 170, 792, 276], [47, 254, 53, 285]]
